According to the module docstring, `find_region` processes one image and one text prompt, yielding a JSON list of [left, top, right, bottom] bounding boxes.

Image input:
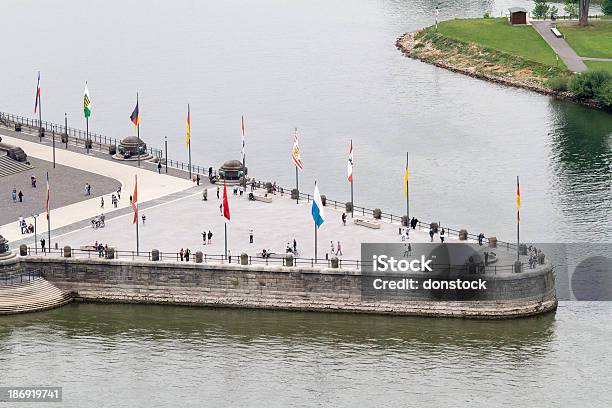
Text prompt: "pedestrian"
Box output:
[[117, 187, 121, 200], [180, 248, 184, 261], [18, 217, 24, 234], [129, 195, 133, 205], [40, 238, 46, 253], [219, 203, 223, 215], [202, 231, 207, 245], [100, 197, 104, 209], [84, 184, 88, 196], [293, 239, 297, 253], [478, 233, 484, 246], [31, 175, 37, 188], [405, 228, 409, 241], [429, 227, 434, 242], [336, 241, 342, 256], [330, 241, 335, 255], [87, 183, 91, 196], [112, 194, 117, 208], [233, 185, 238, 195], [440, 228, 445, 243], [18, 190, 23, 202], [216, 187, 220, 199], [196, 174, 200, 186], [342, 212, 347, 226], [185, 248, 191, 262], [11, 189, 17, 202], [157, 162, 162, 174], [207, 230, 212, 244], [251, 180, 255, 192], [141, 214, 146, 225], [249, 229, 253, 244], [228, 250, 232, 263]]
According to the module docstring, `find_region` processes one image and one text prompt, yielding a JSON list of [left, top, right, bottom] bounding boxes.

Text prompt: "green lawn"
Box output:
[[435, 18, 560, 66], [558, 22, 612, 58], [584, 60, 612, 74]]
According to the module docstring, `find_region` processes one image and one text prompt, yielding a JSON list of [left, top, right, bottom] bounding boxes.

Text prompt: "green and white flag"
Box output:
[[83, 82, 91, 118]]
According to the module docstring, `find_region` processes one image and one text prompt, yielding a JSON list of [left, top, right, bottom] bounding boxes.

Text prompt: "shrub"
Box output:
[[546, 76, 571, 91], [569, 70, 612, 99], [564, 0, 578, 18], [483, 12, 491, 18], [595, 81, 612, 108], [602, 0, 612, 16], [533, 0, 550, 19]]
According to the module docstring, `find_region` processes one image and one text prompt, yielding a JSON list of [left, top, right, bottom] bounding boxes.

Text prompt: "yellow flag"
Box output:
[[186, 106, 191, 147], [403, 164, 409, 196]]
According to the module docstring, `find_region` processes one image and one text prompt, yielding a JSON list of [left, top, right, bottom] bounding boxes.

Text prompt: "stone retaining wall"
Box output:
[[7, 256, 558, 319]]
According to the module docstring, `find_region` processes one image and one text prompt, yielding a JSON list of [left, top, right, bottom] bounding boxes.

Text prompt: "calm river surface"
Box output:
[[0, 0, 611, 406]]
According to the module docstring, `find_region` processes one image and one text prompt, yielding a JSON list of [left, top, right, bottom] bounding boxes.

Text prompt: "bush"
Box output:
[[595, 81, 612, 107], [569, 70, 612, 99], [546, 76, 571, 91], [533, 0, 550, 19], [483, 12, 491, 18], [603, 0, 612, 16], [564, 0, 578, 18]]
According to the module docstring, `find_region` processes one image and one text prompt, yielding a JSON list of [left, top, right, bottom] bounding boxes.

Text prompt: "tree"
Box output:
[[602, 0, 612, 16], [579, 0, 590, 26], [564, 0, 578, 18], [533, 0, 550, 19]]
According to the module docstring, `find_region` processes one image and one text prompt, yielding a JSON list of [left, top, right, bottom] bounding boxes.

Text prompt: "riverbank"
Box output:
[[396, 19, 611, 111]]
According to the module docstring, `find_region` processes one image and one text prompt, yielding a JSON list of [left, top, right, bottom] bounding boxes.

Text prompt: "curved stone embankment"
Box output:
[[396, 31, 606, 111], [6, 256, 558, 319], [0, 278, 73, 315]]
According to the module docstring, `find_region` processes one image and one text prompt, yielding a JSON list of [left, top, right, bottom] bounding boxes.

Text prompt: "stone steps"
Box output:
[[0, 278, 73, 314], [0, 155, 33, 178]]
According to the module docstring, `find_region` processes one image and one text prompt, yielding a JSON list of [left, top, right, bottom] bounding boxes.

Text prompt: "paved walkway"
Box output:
[[0, 134, 193, 243], [581, 57, 612, 62], [531, 21, 588, 72]]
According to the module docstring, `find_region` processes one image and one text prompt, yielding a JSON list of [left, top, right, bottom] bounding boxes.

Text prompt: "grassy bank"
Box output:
[[558, 22, 612, 59], [435, 18, 562, 67], [585, 60, 612, 74]]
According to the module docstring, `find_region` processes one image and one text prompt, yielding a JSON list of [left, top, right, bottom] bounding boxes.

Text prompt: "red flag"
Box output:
[[132, 175, 138, 224], [223, 182, 230, 221], [34, 71, 41, 113]]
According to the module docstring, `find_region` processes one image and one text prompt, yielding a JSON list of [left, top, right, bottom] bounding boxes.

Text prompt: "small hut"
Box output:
[[509, 7, 527, 25]]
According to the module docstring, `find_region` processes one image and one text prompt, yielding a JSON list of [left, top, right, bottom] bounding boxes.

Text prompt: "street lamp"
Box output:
[[32, 214, 38, 254], [165, 136, 168, 173], [435, 5, 440, 30]]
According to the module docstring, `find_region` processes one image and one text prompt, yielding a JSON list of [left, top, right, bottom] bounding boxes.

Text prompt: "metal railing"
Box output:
[[0, 271, 42, 285]]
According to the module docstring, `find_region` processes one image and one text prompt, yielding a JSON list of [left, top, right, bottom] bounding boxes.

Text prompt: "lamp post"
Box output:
[[32, 214, 38, 254], [435, 5, 440, 30], [165, 136, 168, 174], [64, 113, 69, 149]]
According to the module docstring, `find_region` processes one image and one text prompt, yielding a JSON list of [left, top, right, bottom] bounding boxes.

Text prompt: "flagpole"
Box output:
[[86, 81, 90, 154], [406, 152, 410, 221], [46, 172, 51, 251], [137, 92, 141, 168], [136, 201, 139, 255], [38, 72, 43, 141], [52, 130, 56, 168], [188, 104, 192, 179], [517, 175, 520, 262], [350, 139, 354, 218], [224, 222, 228, 260]]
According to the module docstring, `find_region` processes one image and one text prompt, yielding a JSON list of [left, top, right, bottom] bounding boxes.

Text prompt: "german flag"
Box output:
[[130, 98, 140, 126]]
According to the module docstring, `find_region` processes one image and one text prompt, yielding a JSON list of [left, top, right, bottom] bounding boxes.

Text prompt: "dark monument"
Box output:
[[115, 136, 149, 160], [218, 160, 247, 185]]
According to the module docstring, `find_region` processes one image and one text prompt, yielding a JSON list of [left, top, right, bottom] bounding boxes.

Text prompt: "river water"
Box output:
[[0, 1, 610, 405]]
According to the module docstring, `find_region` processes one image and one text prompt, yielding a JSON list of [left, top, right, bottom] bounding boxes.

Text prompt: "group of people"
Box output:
[[11, 188, 24, 203], [18, 217, 34, 234], [527, 246, 543, 269], [201, 230, 214, 245], [179, 247, 192, 262], [84, 183, 92, 196], [329, 240, 343, 256], [93, 241, 110, 257]]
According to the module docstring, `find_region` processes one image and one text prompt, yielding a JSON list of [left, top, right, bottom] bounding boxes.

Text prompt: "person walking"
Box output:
[[478, 233, 484, 246], [219, 203, 223, 215], [440, 228, 445, 243], [196, 174, 200, 186], [429, 227, 434, 242], [249, 229, 253, 244], [202, 231, 207, 245], [185, 248, 191, 262], [207, 230, 212, 244], [18, 190, 23, 202], [31, 175, 37, 188], [11, 189, 17, 202], [141, 214, 146, 225], [40, 238, 46, 253], [216, 187, 220, 199], [293, 239, 297, 254], [157, 162, 162, 174], [342, 212, 347, 226], [129, 195, 133, 205], [100, 197, 104, 209], [179, 248, 184, 261], [117, 187, 121, 200], [330, 241, 335, 256], [336, 241, 343, 256]]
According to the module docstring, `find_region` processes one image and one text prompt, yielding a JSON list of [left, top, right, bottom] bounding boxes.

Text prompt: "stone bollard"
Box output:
[[240, 253, 249, 265], [14, 123, 22, 132], [519, 244, 528, 255], [488, 236, 497, 248], [39, 128, 45, 138], [109, 145, 117, 155], [195, 251, 203, 263], [61, 133, 68, 144], [459, 229, 468, 240], [105, 247, 115, 259], [514, 261, 523, 273], [430, 222, 439, 233], [63, 245, 72, 258], [401, 216, 408, 227], [151, 249, 160, 261], [331, 257, 339, 268], [346, 202, 353, 213], [291, 189, 299, 200], [373, 208, 382, 219], [285, 254, 294, 267], [320, 195, 326, 206], [19, 244, 27, 256]]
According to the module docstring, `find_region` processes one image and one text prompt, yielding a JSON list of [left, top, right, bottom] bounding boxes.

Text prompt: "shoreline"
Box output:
[[395, 30, 609, 112]]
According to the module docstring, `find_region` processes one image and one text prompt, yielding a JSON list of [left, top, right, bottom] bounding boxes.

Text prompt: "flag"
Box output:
[[132, 175, 138, 224], [292, 128, 303, 170], [403, 162, 409, 196], [130, 99, 140, 126], [45, 172, 50, 220], [34, 72, 41, 113], [223, 182, 231, 221], [347, 140, 353, 182], [241, 116, 245, 162], [516, 176, 521, 223], [83, 82, 92, 118], [311, 181, 325, 228], [186, 105, 191, 147]]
